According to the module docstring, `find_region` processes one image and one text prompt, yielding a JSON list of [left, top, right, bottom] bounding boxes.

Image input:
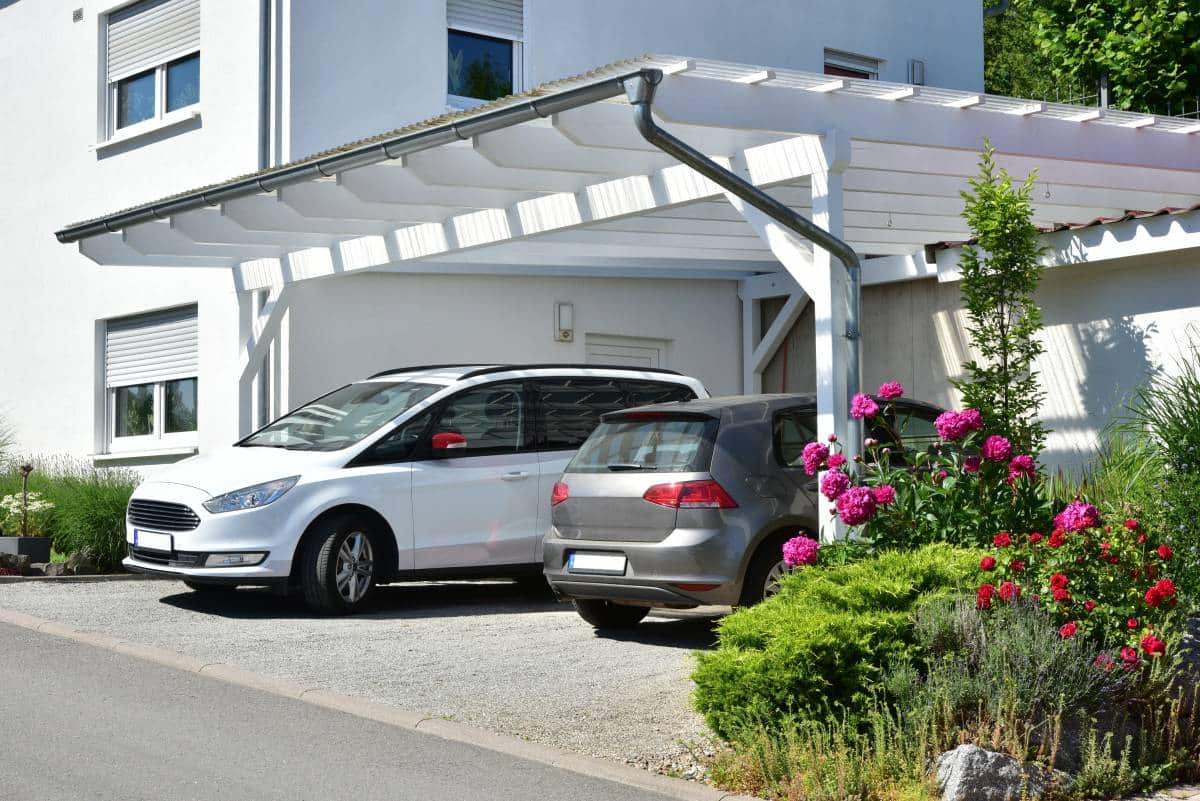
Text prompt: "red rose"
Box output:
[[1100, 542, 1111, 552], [1154, 578, 1176, 598], [1009, 560, 1025, 573], [1049, 531, 1067, 548], [1157, 545, 1174, 560], [998, 581, 1020, 602], [1125, 519, 1139, 530], [1109, 556, 1120, 565], [1050, 573, 1070, 589], [1141, 635, 1166, 657], [980, 556, 997, 571], [1084, 600, 1097, 613], [1052, 587, 1071, 603], [977, 583, 996, 610], [1059, 622, 1078, 638], [993, 532, 1012, 548], [1138, 533, 1148, 544], [1128, 618, 1139, 629], [1120, 647, 1140, 668], [1145, 588, 1163, 608], [1028, 532, 1044, 544]]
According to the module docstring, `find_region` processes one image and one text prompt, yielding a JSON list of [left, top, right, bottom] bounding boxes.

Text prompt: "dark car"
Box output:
[[542, 393, 943, 629]]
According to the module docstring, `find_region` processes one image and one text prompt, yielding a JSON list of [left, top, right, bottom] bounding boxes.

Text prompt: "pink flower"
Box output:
[[801, 442, 829, 476], [1054, 501, 1101, 532], [827, 433, 838, 442], [958, 409, 984, 433], [820, 470, 851, 500], [835, 486, 877, 525], [782, 535, 821, 568], [1007, 454, 1036, 482], [870, 485, 896, 506], [934, 409, 984, 441], [982, 435, 1012, 462], [850, 393, 879, 419], [1095, 653, 1116, 672], [963, 456, 982, 473], [827, 453, 847, 469], [878, 381, 904, 401], [1059, 622, 1078, 638]]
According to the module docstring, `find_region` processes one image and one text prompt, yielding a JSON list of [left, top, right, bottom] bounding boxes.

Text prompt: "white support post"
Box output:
[[741, 294, 762, 394], [728, 131, 854, 541], [236, 282, 289, 437]]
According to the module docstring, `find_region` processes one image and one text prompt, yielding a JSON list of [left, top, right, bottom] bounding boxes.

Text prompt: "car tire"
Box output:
[[298, 513, 379, 616], [572, 599, 650, 630], [738, 538, 792, 607], [182, 579, 235, 593]]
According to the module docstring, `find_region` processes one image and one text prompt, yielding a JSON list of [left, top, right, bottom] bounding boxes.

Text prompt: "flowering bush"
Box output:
[[974, 511, 1182, 667], [800, 382, 1049, 549], [782, 535, 821, 567], [0, 491, 55, 537]]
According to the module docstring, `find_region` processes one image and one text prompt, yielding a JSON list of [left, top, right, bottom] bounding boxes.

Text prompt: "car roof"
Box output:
[[603, 393, 944, 421], [360, 363, 692, 385]]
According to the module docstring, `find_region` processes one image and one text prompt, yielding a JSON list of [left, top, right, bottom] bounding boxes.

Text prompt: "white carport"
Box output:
[[57, 55, 1200, 535]]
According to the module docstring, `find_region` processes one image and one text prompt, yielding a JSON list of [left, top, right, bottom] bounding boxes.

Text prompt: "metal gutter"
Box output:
[[622, 69, 863, 447], [55, 68, 657, 243]]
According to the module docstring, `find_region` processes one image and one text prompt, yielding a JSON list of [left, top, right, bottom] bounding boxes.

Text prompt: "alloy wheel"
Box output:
[[335, 531, 374, 604], [762, 559, 792, 599]]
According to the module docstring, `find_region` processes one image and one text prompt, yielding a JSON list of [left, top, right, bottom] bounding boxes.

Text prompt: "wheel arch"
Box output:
[[290, 503, 400, 585]]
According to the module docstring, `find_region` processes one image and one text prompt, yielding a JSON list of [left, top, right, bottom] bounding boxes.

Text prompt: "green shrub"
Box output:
[[692, 544, 981, 739]]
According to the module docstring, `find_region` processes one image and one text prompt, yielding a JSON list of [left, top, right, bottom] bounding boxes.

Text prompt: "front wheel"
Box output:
[[298, 514, 378, 615], [573, 599, 650, 630]]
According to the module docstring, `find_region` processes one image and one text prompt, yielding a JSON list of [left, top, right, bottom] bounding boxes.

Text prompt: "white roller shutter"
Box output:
[[107, 0, 200, 83], [447, 0, 523, 40], [105, 306, 198, 388]]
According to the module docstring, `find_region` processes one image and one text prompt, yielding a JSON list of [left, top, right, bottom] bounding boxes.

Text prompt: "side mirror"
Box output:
[[431, 431, 468, 453]]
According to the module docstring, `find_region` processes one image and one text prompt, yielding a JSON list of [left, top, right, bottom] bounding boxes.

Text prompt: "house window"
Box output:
[[105, 0, 201, 136], [104, 306, 199, 451], [823, 48, 880, 80], [447, 0, 523, 104]]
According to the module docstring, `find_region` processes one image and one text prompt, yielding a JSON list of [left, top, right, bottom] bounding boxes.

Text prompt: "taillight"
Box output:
[[642, 480, 737, 509], [550, 481, 570, 506]]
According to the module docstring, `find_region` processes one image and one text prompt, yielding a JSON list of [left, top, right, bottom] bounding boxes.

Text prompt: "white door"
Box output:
[[410, 381, 541, 570]]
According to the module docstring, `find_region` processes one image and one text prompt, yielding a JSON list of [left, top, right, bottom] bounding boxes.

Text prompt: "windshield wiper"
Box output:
[[607, 463, 649, 472]]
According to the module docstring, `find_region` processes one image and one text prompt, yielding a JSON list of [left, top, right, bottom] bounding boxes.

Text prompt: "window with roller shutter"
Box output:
[[447, 0, 523, 105], [104, 0, 200, 137]]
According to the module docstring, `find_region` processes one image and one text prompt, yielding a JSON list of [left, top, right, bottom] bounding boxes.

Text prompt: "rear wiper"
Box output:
[[606, 462, 649, 471]]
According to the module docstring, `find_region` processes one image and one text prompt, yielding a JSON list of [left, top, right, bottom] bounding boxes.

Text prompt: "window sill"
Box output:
[[446, 94, 490, 111], [91, 108, 201, 154], [91, 446, 198, 464]]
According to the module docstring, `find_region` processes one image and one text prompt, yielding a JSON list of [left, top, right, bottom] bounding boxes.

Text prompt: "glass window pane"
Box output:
[[114, 384, 154, 437], [166, 53, 200, 112], [116, 70, 156, 128], [165, 378, 198, 433], [447, 29, 513, 100], [435, 381, 527, 454], [774, 411, 817, 468], [535, 378, 627, 450], [569, 418, 718, 474], [623, 380, 697, 408]]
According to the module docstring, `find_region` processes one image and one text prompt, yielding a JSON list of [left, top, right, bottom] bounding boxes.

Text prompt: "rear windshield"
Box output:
[[567, 416, 718, 474]]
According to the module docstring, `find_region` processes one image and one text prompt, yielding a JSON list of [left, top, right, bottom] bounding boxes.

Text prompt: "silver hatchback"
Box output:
[[542, 394, 943, 628]]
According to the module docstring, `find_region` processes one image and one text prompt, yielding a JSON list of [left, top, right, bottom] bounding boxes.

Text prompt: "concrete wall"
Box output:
[[285, 0, 984, 158], [283, 272, 743, 403], [762, 249, 1200, 470], [0, 0, 260, 461]]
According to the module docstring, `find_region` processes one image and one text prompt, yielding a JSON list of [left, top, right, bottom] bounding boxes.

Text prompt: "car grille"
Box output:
[[128, 545, 205, 568], [128, 499, 201, 532]]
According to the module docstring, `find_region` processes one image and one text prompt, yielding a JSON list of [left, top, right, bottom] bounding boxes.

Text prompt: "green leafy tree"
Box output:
[[954, 143, 1048, 456], [1029, 0, 1200, 113], [984, 0, 1060, 99]]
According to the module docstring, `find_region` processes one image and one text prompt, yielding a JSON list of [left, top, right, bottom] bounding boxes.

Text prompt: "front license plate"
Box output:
[[567, 552, 627, 575], [134, 529, 173, 553]]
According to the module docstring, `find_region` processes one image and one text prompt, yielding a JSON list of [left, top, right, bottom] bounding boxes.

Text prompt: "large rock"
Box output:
[[42, 562, 66, 577], [64, 550, 100, 576], [0, 552, 33, 575], [936, 744, 1066, 801]]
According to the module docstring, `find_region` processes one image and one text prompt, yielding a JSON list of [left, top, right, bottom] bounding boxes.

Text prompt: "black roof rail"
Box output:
[[459, 363, 684, 380], [366, 364, 491, 379]]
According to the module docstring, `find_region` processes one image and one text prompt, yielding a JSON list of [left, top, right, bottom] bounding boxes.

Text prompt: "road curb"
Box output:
[[0, 605, 759, 801], [0, 573, 167, 584]]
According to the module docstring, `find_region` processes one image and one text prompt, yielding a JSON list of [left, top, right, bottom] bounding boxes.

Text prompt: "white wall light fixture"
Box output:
[[555, 302, 574, 342]]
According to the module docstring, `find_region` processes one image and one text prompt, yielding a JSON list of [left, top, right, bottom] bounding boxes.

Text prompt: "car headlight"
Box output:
[[202, 477, 299, 514]]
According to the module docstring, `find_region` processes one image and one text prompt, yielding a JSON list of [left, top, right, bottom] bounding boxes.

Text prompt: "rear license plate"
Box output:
[[133, 529, 173, 553], [567, 552, 627, 575]]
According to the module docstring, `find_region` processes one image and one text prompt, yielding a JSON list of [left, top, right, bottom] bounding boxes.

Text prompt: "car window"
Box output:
[[869, 404, 941, 464], [897, 408, 940, 450], [433, 381, 530, 454], [568, 416, 718, 474], [774, 409, 817, 468], [535, 377, 629, 450], [623, 380, 696, 408], [354, 410, 434, 464]]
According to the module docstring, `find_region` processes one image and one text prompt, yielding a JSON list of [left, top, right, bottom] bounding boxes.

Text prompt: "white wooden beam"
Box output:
[[739, 272, 799, 300], [752, 291, 808, 375], [878, 86, 919, 101], [946, 94, 984, 109], [811, 79, 847, 93], [742, 295, 762, 393], [736, 69, 776, 85]]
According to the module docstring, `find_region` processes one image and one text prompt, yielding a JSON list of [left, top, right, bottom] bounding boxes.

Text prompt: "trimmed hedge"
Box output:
[[692, 544, 981, 740]]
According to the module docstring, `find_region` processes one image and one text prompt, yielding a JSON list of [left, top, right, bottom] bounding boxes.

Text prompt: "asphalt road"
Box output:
[[0, 621, 693, 801]]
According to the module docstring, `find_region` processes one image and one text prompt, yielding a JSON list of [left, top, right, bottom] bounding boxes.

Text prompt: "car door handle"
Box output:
[[501, 471, 531, 481]]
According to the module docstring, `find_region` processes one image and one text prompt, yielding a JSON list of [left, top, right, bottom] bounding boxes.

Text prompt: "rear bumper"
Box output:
[[542, 525, 747, 607]]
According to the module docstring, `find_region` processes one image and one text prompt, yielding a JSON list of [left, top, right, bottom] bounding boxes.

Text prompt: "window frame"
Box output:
[[107, 377, 199, 454], [446, 25, 524, 108], [823, 48, 881, 81], [106, 49, 200, 139], [772, 407, 818, 470]]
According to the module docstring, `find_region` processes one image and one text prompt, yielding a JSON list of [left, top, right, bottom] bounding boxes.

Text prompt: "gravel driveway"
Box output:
[[0, 579, 721, 775]]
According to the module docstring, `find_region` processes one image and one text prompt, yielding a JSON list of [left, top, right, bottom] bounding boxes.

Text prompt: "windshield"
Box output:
[[568, 416, 717, 473], [240, 381, 440, 451]]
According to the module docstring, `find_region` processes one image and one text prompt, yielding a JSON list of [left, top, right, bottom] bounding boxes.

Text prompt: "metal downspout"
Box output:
[[623, 70, 863, 449]]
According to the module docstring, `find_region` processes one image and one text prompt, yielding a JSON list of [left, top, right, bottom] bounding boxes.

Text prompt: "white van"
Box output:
[[123, 365, 707, 614]]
